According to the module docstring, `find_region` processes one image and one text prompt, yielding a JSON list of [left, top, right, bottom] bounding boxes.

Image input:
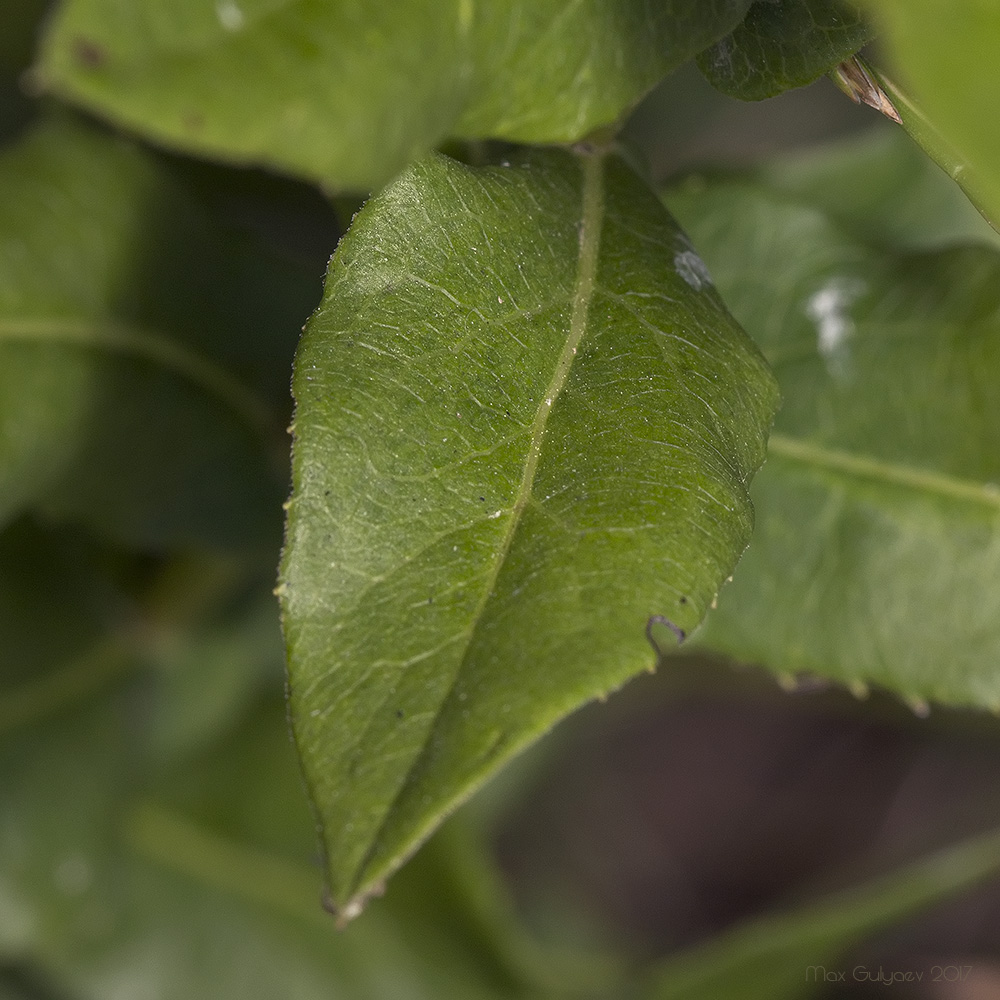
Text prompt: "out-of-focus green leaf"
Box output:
[[0, 520, 124, 693], [451, 1, 754, 142], [0, 116, 314, 549], [281, 146, 778, 918], [145, 586, 285, 765], [1, 684, 541, 999], [665, 157, 1000, 708], [143, 702, 552, 998], [760, 126, 1000, 250], [0, 519, 138, 738], [0, 511, 548, 997], [641, 825, 1000, 1000], [0, 517, 286, 782], [36, 0, 753, 191], [863, 0, 1000, 228], [0, 693, 130, 959], [0, 512, 280, 758], [698, 0, 874, 100]]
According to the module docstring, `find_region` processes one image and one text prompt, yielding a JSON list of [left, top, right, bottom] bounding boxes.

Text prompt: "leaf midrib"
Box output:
[[769, 432, 1000, 509], [501, 153, 604, 550], [348, 152, 606, 909], [0, 317, 271, 434]]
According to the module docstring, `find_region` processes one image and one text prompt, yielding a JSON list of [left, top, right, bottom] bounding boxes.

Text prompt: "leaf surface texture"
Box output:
[[282, 148, 778, 914]]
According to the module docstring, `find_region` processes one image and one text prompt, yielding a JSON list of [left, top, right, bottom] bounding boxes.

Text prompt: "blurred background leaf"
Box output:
[[0, 114, 319, 550], [697, 0, 874, 101], [665, 162, 1000, 708], [35, 0, 755, 190], [1, 589, 548, 999], [759, 126, 1000, 250]]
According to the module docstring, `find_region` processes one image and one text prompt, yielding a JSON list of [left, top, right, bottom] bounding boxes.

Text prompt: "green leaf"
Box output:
[[759, 125, 1000, 251], [0, 694, 131, 958], [665, 153, 1000, 709], [0, 519, 127, 703], [863, 0, 1000, 228], [0, 116, 312, 549], [1, 686, 541, 999], [36, 0, 753, 191], [145, 587, 286, 765], [451, 1, 754, 142], [0, 514, 281, 759], [281, 147, 778, 917], [641, 825, 1000, 1000], [698, 0, 874, 100]]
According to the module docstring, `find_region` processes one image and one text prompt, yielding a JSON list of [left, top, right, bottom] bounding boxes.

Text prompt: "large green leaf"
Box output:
[[642, 825, 1000, 1000], [1, 694, 543, 999], [759, 126, 1000, 251], [0, 116, 313, 549], [698, 0, 874, 100], [281, 147, 778, 918], [36, 0, 753, 191], [863, 0, 1000, 228], [665, 155, 1000, 708]]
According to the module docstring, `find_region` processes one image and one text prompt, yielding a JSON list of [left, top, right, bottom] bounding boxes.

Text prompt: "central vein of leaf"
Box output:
[[508, 153, 605, 527], [769, 433, 1000, 509], [350, 155, 607, 905], [0, 317, 270, 434]]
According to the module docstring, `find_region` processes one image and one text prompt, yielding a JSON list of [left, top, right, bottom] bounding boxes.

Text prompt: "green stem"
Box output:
[[831, 56, 999, 234], [644, 823, 1000, 999], [124, 801, 326, 926], [0, 637, 132, 736]]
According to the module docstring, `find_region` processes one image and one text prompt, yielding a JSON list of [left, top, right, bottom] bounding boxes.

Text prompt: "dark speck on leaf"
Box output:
[[72, 37, 107, 68], [395, 709, 404, 719], [479, 496, 485, 502], [679, 596, 688, 604]]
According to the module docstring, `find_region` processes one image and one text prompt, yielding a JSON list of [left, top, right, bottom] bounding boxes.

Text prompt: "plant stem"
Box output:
[[831, 55, 999, 234]]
